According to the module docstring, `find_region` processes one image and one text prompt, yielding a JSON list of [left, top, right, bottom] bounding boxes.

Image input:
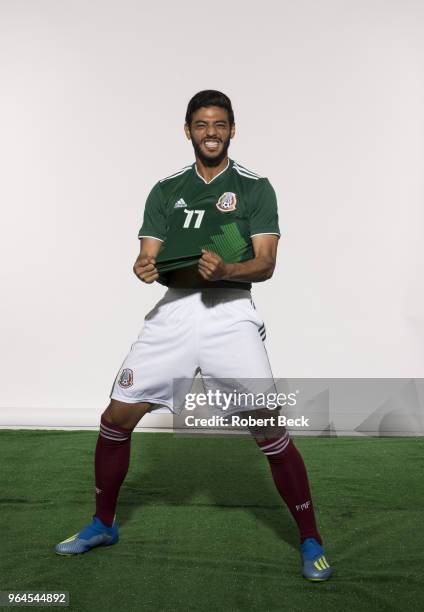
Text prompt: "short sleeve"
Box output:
[[248, 178, 280, 238], [138, 182, 167, 241]]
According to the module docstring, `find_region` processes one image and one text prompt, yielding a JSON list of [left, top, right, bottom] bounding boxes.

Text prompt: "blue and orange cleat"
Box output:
[[55, 516, 119, 555], [301, 538, 333, 581]]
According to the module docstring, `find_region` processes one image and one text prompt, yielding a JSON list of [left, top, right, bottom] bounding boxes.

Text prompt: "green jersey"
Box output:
[[138, 158, 280, 285]]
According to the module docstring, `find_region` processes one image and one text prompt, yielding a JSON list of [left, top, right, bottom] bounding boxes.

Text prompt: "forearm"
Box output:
[[223, 256, 275, 283], [133, 237, 163, 284]]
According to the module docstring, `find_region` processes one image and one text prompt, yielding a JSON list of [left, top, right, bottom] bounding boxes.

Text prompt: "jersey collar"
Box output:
[[194, 158, 232, 185]]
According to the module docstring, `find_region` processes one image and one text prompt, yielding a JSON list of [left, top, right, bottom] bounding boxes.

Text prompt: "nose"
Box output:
[[206, 124, 218, 138]]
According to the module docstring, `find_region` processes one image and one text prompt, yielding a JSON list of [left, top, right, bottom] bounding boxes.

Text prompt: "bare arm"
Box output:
[[133, 237, 163, 284], [198, 234, 279, 283]]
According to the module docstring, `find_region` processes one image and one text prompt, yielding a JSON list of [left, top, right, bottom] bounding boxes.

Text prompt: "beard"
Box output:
[[191, 134, 232, 167]]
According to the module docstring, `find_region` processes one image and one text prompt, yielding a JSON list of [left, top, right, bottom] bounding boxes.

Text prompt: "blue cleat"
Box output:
[[301, 538, 333, 581], [55, 516, 119, 555]]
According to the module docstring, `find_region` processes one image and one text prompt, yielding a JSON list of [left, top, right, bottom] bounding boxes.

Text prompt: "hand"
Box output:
[[133, 256, 159, 284], [198, 249, 228, 281]]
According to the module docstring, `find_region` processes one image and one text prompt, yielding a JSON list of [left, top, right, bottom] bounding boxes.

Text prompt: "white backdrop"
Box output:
[[0, 0, 423, 428]]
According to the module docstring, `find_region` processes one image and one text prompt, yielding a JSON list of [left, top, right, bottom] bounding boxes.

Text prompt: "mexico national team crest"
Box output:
[[216, 192, 237, 213], [118, 368, 133, 388]]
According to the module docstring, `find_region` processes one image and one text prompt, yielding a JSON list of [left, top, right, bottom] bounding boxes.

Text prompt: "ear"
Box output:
[[230, 123, 236, 139], [184, 123, 191, 140]]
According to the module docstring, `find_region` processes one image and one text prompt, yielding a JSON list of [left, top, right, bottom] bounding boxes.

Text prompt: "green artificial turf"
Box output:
[[0, 431, 423, 611]]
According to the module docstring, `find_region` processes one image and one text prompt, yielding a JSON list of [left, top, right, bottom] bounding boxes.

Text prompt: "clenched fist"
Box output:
[[133, 255, 159, 284], [198, 249, 229, 281]]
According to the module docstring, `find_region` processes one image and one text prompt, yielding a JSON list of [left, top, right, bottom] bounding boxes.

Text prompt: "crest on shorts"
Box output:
[[118, 368, 133, 388], [216, 192, 237, 212]]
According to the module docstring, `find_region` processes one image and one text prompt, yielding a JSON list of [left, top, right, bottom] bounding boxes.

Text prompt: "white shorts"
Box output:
[[110, 287, 275, 413]]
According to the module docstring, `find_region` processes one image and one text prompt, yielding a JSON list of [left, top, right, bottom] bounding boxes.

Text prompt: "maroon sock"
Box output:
[[257, 434, 322, 544], [94, 416, 133, 527]]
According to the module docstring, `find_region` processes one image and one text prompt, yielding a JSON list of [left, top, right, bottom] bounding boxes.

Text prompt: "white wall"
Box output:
[[0, 0, 423, 428]]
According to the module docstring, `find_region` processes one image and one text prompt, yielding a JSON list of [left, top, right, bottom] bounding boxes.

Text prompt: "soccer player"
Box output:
[[55, 90, 333, 581]]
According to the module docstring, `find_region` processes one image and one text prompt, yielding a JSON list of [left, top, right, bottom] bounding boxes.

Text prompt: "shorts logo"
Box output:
[[118, 368, 133, 388], [216, 192, 237, 212]]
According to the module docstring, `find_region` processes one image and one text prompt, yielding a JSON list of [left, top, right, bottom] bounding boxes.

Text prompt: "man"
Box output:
[[55, 90, 333, 581]]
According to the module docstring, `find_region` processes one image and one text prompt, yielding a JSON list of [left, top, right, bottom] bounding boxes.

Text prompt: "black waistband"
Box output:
[[160, 271, 251, 291]]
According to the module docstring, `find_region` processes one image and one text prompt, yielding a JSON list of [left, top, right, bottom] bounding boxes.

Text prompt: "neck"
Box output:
[[195, 156, 229, 184]]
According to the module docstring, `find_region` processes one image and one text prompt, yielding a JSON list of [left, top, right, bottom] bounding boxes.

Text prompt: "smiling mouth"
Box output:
[[203, 140, 221, 151]]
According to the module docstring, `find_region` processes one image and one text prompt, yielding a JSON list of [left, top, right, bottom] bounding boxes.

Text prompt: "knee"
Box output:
[[101, 405, 117, 425], [247, 409, 288, 442], [102, 399, 152, 430]]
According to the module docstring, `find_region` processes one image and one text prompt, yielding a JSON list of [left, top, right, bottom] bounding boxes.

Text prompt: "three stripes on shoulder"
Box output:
[[159, 161, 263, 183], [160, 165, 192, 183], [233, 161, 262, 180]]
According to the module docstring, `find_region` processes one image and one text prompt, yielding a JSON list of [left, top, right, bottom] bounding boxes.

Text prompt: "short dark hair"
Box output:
[[185, 90, 234, 126]]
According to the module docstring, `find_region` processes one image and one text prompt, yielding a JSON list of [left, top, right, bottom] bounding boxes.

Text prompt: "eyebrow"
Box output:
[[193, 119, 228, 124]]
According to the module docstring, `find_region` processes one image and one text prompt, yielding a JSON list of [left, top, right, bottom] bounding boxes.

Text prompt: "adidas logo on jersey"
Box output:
[[174, 198, 187, 208]]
